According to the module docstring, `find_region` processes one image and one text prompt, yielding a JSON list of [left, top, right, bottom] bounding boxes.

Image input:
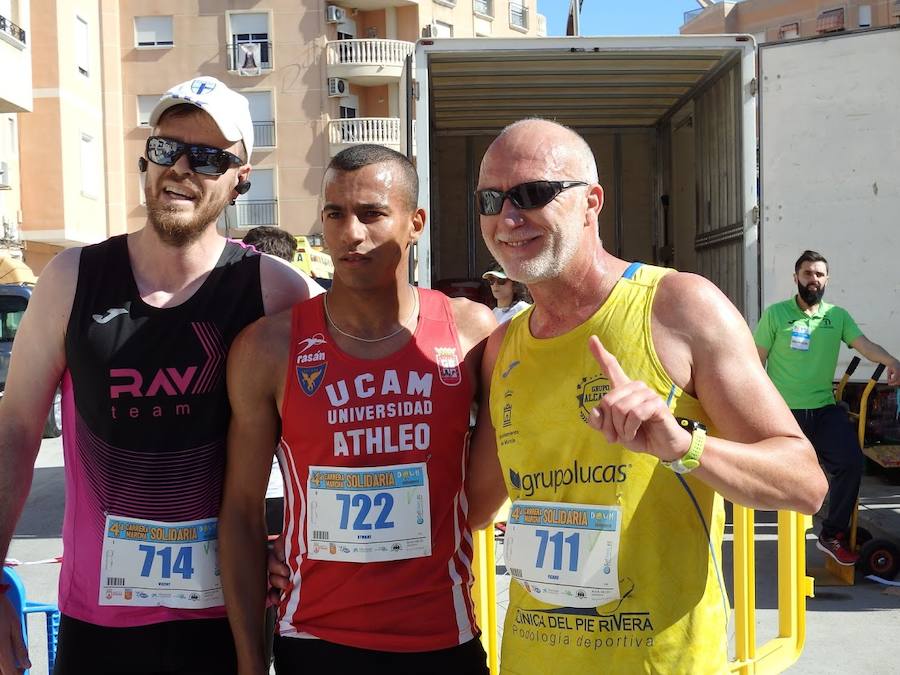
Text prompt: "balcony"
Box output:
[[253, 121, 275, 149], [326, 39, 414, 85], [227, 41, 273, 74], [235, 199, 277, 228], [0, 14, 26, 47], [329, 117, 418, 156]]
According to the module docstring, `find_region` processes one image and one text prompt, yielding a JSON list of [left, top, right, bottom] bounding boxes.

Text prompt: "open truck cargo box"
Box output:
[[412, 35, 759, 319]]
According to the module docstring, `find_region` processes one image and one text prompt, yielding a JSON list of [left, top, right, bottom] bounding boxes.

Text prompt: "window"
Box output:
[[244, 91, 275, 149], [474, 0, 494, 18], [778, 23, 799, 40], [509, 2, 529, 30], [75, 16, 89, 76], [229, 13, 271, 71], [433, 0, 457, 7], [858, 5, 872, 28], [137, 95, 158, 126], [433, 20, 453, 37], [134, 16, 173, 48], [816, 8, 845, 33], [235, 168, 276, 228], [7, 117, 16, 157], [80, 133, 99, 198]]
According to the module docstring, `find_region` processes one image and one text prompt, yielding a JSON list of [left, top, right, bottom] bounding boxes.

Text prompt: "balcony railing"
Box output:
[[474, 0, 493, 17], [509, 3, 529, 30], [227, 41, 272, 73], [329, 118, 400, 147], [326, 39, 414, 68], [0, 15, 26, 44], [253, 121, 275, 149], [683, 7, 707, 24], [235, 199, 277, 228]]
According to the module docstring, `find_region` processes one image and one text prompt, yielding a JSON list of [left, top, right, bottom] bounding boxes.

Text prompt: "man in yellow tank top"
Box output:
[[464, 119, 828, 674]]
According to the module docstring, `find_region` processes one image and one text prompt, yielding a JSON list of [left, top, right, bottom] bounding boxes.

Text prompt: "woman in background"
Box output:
[[482, 262, 531, 324]]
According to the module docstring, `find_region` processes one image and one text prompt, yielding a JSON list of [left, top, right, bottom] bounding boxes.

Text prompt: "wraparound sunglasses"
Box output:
[[145, 135, 243, 176], [475, 180, 589, 216]]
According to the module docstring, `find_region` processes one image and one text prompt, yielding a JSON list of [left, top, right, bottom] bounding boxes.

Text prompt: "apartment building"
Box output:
[[0, 0, 31, 262], [11, 1, 545, 270], [682, 0, 900, 42]]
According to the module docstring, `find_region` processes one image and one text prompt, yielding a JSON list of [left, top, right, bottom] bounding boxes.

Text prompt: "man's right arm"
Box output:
[[219, 315, 286, 675], [0, 248, 78, 674]]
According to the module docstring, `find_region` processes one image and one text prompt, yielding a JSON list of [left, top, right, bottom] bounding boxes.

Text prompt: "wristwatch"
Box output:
[[662, 417, 707, 474]]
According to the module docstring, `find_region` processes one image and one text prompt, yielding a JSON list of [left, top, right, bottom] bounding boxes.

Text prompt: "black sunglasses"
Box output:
[[145, 136, 243, 176], [475, 180, 589, 216]]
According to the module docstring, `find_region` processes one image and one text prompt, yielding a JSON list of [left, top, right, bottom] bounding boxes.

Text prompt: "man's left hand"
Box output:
[[586, 336, 691, 462]]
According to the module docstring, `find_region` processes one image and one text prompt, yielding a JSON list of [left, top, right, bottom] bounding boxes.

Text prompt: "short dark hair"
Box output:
[[242, 226, 297, 262], [327, 144, 418, 211], [794, 250, 828, 273]]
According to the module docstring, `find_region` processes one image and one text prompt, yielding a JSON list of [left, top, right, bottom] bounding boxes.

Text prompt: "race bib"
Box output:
[[505, 501, 621, 608], [307, 463, 431, 563], [99, 515, 221, 609], [790, 322, 811, 351]]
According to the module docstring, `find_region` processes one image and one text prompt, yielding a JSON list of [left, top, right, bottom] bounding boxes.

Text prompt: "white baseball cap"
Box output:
[[149, 76, 254, 158]]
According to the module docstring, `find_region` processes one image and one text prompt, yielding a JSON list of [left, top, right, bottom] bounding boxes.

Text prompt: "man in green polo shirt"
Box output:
[[755, 250, 900, 565]]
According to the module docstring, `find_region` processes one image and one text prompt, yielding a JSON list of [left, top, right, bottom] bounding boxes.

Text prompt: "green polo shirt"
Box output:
[[754, 298, 863, 409]]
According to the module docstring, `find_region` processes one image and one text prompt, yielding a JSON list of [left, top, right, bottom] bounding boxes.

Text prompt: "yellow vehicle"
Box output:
[[293, 236, 334, 283]]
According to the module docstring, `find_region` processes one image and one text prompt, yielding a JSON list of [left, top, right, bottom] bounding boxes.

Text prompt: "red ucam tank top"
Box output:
[[277, 288, 478, 651]]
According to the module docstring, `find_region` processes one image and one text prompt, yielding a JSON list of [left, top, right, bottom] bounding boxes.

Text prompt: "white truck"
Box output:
[[408, 27, 900, 435]]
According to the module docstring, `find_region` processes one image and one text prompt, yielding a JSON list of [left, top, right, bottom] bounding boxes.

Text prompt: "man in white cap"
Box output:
[[0, 76, 321, 674]]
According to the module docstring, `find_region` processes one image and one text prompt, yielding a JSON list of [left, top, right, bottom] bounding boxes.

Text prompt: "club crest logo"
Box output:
[[576, 374, 611, 423], [434, 347, 462, 387], [297, 363, 327, 396]]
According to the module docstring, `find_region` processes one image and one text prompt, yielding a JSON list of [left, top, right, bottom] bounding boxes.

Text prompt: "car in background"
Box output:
[[0, 283, 63, 437], [293, 235, 334, 289]]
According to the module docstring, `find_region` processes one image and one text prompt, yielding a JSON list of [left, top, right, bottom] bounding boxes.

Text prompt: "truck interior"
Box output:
[[419, 37, 752, 315]]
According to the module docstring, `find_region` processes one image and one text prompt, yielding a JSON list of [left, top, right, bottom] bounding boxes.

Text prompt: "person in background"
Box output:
[[242, 226, 298, 266], [755, 249, 900, 566], [482, 262, 530, 324]]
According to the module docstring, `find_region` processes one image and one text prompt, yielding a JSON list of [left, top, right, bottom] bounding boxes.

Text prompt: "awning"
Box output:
[[0, 256, 37, 284], [817, 8, 844, 33]]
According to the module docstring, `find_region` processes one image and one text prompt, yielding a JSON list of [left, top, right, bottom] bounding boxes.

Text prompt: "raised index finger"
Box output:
[[589, 335, 631, 388]]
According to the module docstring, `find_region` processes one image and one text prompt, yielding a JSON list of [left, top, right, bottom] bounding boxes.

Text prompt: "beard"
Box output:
[[146, 189, 227, 247], [797, 281, 825, 306], [490, 228, 581, 285]]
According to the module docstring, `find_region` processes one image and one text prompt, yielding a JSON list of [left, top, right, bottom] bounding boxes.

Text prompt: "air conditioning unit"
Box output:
[[421, 24, 437, 38], [327, 77, 349, 97], [0, 162, 9, 189], [325, 5, 346, 23]]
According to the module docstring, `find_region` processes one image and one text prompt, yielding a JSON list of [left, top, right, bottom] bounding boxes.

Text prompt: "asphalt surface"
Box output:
[[8, 437, 900, 674]]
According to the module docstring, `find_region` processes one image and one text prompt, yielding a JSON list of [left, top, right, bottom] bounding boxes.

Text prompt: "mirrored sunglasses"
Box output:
[[146, 136, 243, 176], [475, 180, 589, 216]]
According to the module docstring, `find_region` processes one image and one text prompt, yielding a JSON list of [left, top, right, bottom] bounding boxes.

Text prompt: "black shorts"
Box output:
[[53, 614, 236, 675], [273, 634, 489, 675]]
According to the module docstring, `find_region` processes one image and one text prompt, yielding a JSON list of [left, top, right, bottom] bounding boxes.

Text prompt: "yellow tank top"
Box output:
[[491, 263, 727, 674]]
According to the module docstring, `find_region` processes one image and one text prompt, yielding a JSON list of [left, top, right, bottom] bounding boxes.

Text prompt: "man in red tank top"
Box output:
[[219, 145, 498, 674]]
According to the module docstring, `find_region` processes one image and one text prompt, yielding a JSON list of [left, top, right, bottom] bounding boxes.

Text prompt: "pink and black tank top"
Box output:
[[277, 288, 478, 651], [59, 234, 264, 627]]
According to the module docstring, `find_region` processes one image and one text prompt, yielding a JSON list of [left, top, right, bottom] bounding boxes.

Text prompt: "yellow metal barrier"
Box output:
[[472, 507, 815, 675]]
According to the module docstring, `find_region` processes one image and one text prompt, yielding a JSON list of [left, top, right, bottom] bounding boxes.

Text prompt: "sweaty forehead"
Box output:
[[155, 111, 235, 152], [323, 164, 398, 204]]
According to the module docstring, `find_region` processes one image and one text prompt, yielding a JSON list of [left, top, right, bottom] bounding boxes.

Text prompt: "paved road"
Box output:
[[8, 437, 900, 673]]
